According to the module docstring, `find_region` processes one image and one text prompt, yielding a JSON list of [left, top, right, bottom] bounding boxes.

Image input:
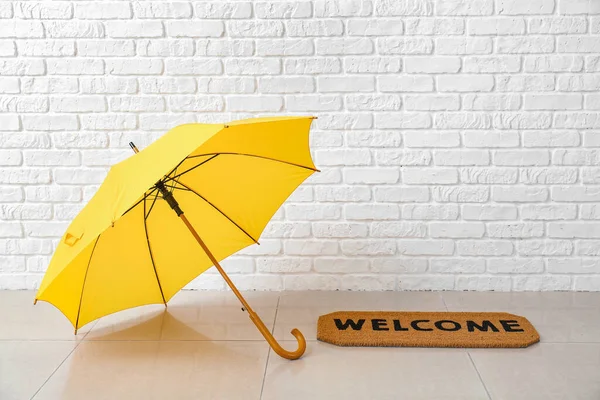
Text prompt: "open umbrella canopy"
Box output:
[[36, 116, 317, 334]]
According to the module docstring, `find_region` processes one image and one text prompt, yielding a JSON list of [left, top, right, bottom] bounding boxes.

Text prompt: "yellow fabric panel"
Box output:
[[194, 118, 316, 170], [146, 188, 253, 301], [178, 155, 314, 240], [36, 239, 96, 325], [77, 200, 163, 328]]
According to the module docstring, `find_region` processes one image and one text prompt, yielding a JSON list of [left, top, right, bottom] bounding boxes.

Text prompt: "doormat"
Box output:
[[317, 311, 539, 348]]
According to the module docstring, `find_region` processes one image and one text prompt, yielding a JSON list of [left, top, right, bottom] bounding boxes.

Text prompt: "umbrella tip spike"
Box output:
[[33, 299, 37, 305], [74, 328, 78, 335]]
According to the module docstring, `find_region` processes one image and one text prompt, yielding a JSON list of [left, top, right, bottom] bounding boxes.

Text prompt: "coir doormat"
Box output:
[[317, 311, 539, 348]]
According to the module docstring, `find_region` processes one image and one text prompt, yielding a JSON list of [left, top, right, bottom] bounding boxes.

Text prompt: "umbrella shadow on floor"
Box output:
[[83, 308, 212, 341], [50, 314, 266, 400]]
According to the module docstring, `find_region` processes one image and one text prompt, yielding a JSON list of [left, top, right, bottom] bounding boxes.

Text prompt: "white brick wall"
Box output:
[[1, 0, 600, 292]]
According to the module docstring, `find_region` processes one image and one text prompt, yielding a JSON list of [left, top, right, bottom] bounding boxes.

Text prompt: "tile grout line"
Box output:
[[467, 352, 492, 400], [440, 292, 449, 311], [29, 321, 98, 400], [259, 294, 280, 400], [442, 294, 492, 399]]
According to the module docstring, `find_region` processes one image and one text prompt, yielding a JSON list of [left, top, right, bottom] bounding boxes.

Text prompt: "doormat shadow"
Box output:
[[318, 311, 539, 348]]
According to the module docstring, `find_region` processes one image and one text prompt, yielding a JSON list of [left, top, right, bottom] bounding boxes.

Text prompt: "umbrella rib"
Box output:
[[173, 178, 259, 245], [121, 187, 157, 218], [163, 154, 219, 184], [145, 190, 160, 220], [144, 195, 167, 305], [74, 235, 100, 332], [189, 152, 319, 172]]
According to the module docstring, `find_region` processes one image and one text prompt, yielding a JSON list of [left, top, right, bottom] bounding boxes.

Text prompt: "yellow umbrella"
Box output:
[[35, 116, 318, 360]]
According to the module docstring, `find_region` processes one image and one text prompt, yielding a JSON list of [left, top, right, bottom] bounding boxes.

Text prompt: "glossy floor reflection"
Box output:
[[1, 290, 600, 399]]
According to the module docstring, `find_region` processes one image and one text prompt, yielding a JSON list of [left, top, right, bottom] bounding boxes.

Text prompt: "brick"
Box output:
[[464, 131, 520, 148], [285, 57, 341, 74], [404, 56, 460, 73], [529, 17, 587, 33], [344, 57, 401, 73], [468, 18, 526, 35], [496, 75, 555, 91], [497, 0, 554, 14], [345, 204, 399, 220], [22, 115, 78, 131], [47, 59, 104, 75], [347, 94, 401, 111], [50, 96, 106, 113], [0, 60, 45, 76], [256, 39, 312, 56], [518, 240, 572, 256], [287, 20, 343, 36], [460, 167, 518, 183], [559, 0, 600, 14], [433, 186, 489, 203], [558, 37, 600, 53], [347, 19, 403, 36], [493, 186, 548, 202], [436, 37, 492, 54], [520, 167, 578, 184], [167, 59, 223, 75], [45, 21, 105, 38], [523, 130, 580, 147], [463, 205, 518, 220], [493, 113, 552, 129], [497, 37, 554, 54], [80, 77, 137, 94], [438, 75, 493, 92], [404, 131, 460, 146], [379, 75, 434, 92], [463, 56, 521, 73], [404, 95, 459, 111], [195, 2, 252, 18], [377, 38, 433, 54], [78, 40, 135, 56], [0, 21, 43, 38], [374, 0, 433, 16], [229, 21, 283, 37], [375, 186, 430, 202], [525, 94, 582, 110], [397, 240, 454, 256], [133, 2, 192, 18], [435, 113, 492, 129], [74, 2, 131, 19], [255, 2, 312, 18], [15, 2, 72, 19], [457, 240, 513, 256], [106, 21, 163, 38], [406, 18, 464, 35], [0, 115, 20, 131], [315, 0, 372, 16], [430, 222, 484, 238], [316, 38, 374, 55]]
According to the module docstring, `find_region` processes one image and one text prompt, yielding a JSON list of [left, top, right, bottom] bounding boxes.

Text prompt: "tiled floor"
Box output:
[[2, 290, 600, 399]]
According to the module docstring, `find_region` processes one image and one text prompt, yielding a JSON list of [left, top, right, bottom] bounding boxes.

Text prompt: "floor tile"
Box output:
[[442, 292, 600, 343], [262, 342, 489, 400], [0, 291, 93, 340], [274, 291, 447, 341], [470, 343, 600, 400], [85, 291, 279, 341], [33, 341, 268, 400], [0, 341, 76, 400]]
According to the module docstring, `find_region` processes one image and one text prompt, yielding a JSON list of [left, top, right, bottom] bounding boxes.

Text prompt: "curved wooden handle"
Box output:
[[248, 311, 306, 360]]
